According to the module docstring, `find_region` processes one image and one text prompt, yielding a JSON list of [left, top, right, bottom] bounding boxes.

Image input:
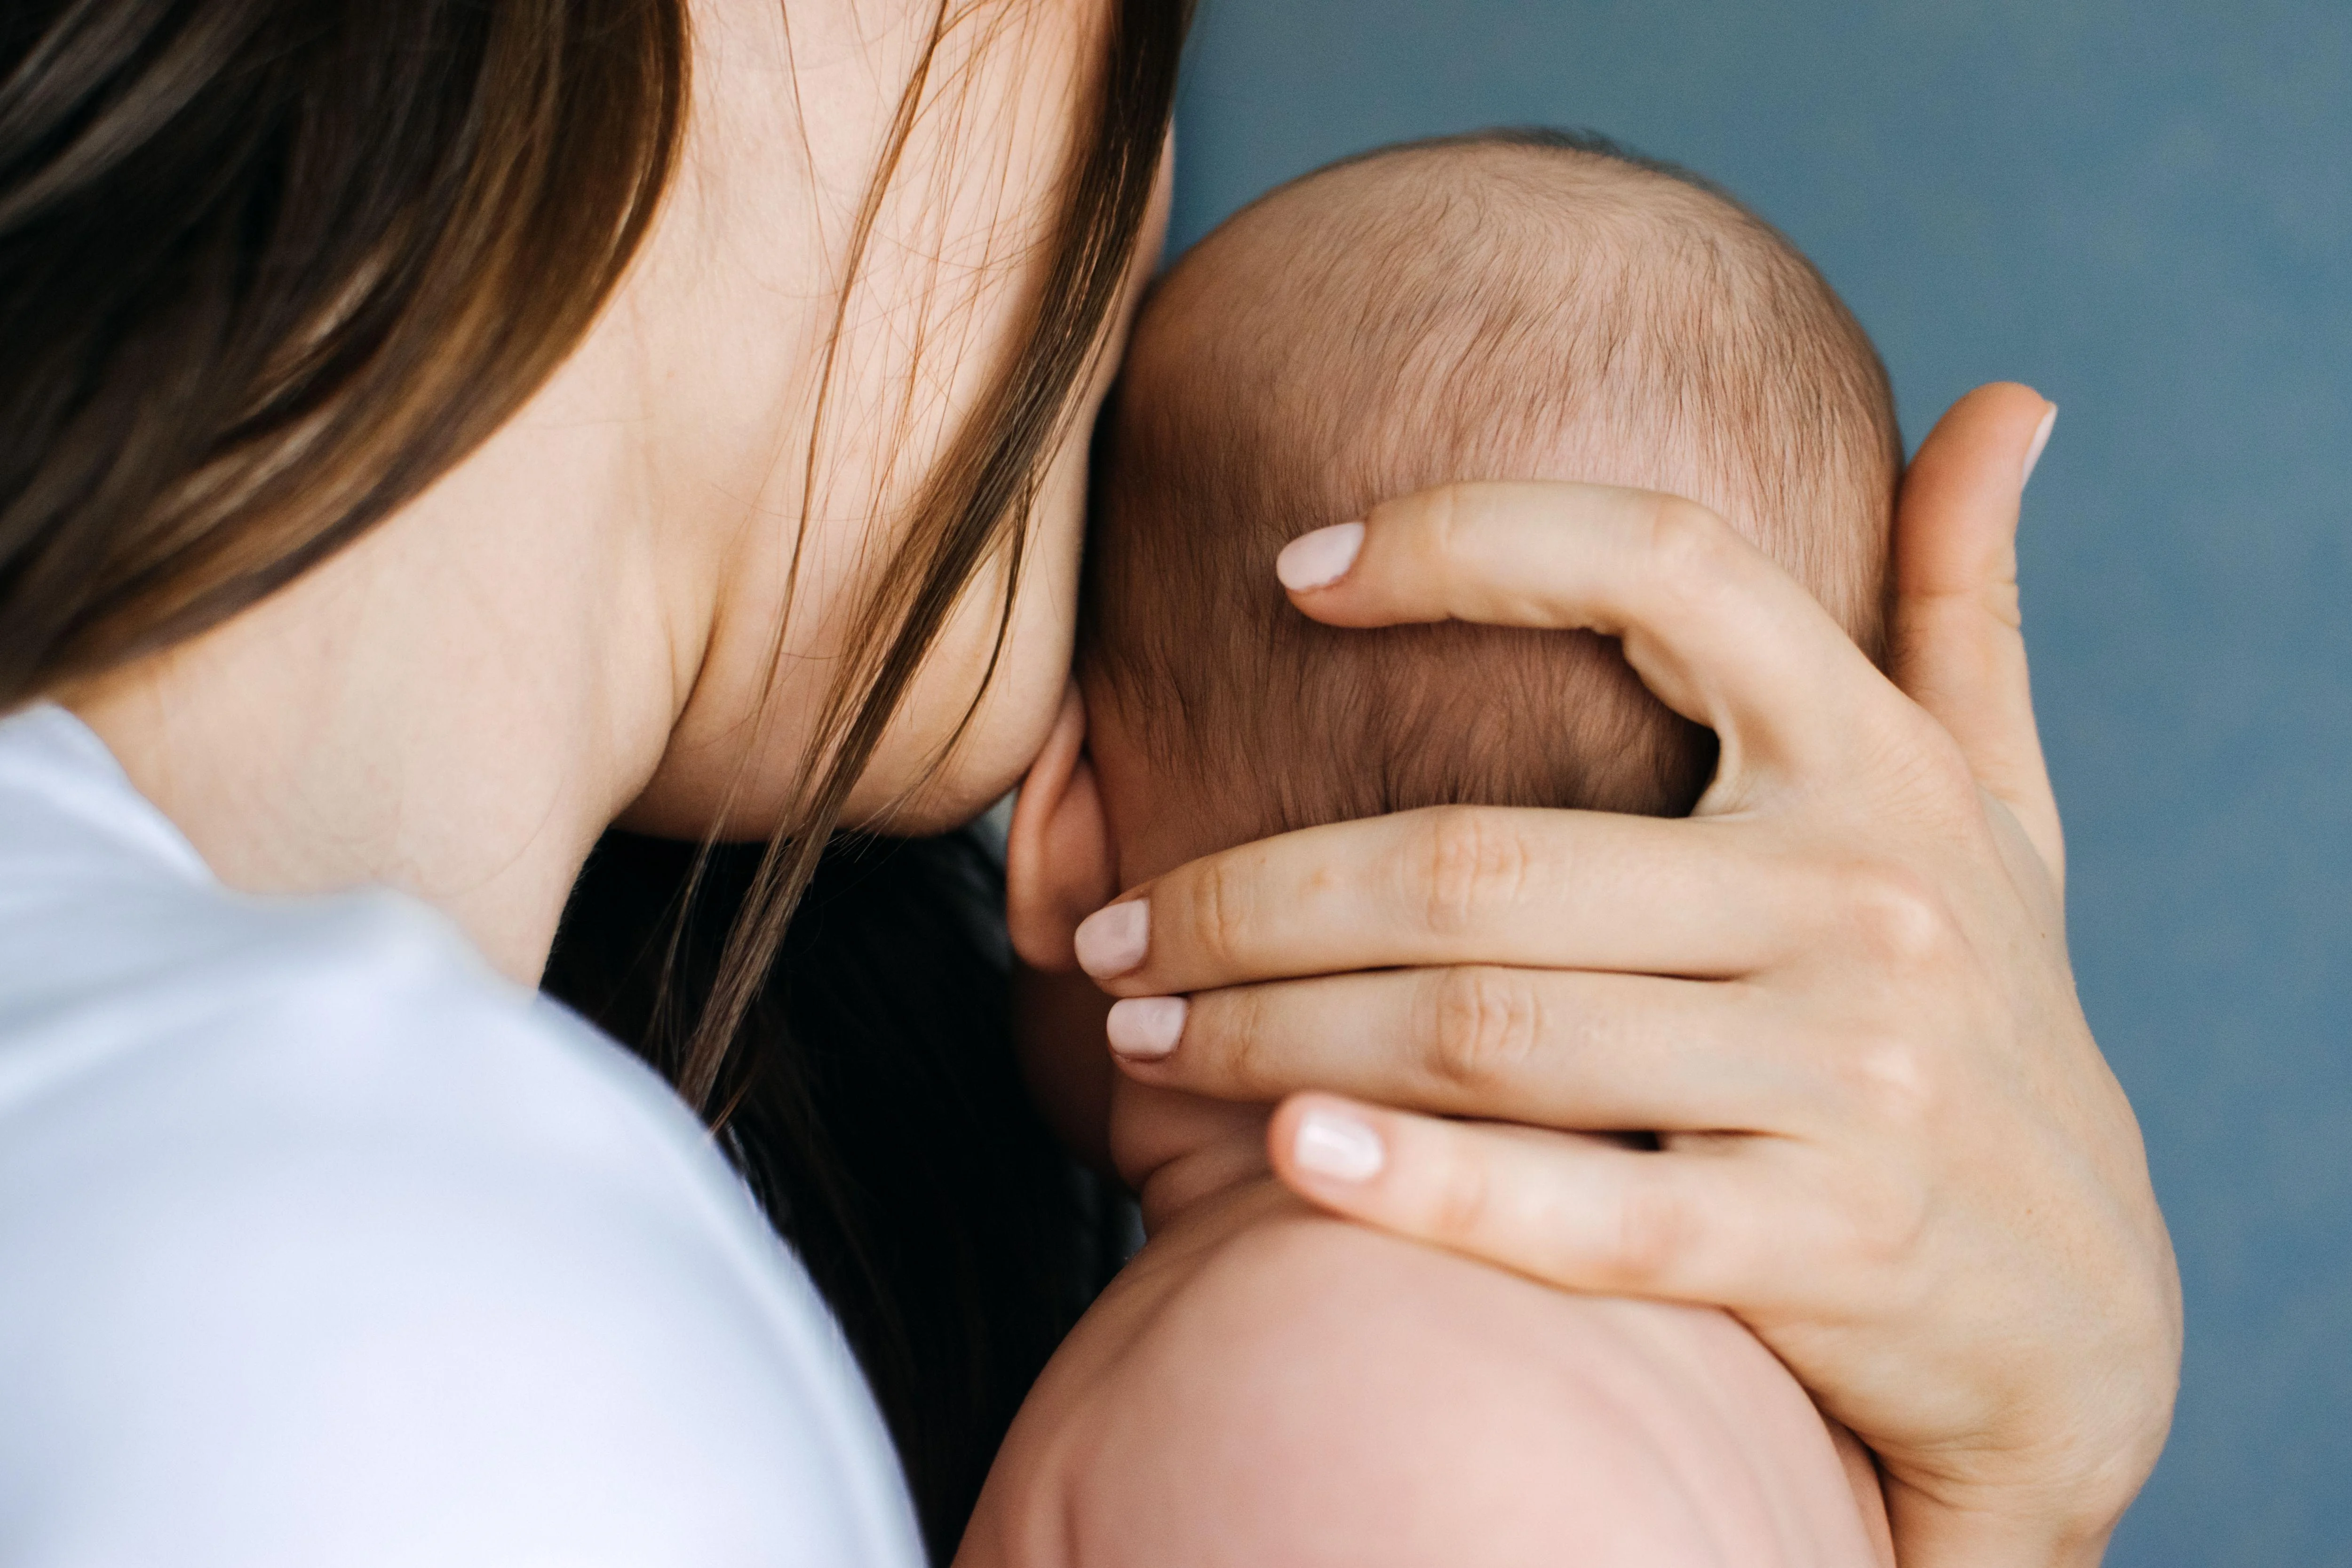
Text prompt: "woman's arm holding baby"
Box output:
[[1068, 385, 2180, 1568]]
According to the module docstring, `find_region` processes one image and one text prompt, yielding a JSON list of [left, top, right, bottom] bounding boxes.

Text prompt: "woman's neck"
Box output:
[[67, 380, 707, 985], [55, 0, 900, 985], [57, 0, 1058, 986]]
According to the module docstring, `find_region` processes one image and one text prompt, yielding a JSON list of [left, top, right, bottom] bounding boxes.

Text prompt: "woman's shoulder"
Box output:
[[0, 700, 694, 1187], [0, 704, 699, 1199], [0, 711, 922, 1568]]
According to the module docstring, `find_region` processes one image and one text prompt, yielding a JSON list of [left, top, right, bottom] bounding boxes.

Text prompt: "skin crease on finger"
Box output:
[[64, 0, 1168, 986]]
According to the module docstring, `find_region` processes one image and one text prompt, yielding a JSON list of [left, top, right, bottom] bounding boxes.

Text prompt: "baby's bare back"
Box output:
[[960, 1172, 1891, 1568]]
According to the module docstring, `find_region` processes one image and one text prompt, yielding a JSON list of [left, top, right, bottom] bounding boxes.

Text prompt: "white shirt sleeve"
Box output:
[[0, 893, 924, 1568]]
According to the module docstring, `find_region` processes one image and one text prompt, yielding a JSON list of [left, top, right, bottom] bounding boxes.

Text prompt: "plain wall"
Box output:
[[1166, 2, 2352, 1560]]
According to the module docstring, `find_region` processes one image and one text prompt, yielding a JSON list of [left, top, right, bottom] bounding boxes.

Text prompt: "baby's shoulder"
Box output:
[[975, 1178, 1881, 1568]]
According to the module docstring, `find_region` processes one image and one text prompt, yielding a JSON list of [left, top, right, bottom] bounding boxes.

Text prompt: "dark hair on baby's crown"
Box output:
[[1081, 127, 1901, 846]]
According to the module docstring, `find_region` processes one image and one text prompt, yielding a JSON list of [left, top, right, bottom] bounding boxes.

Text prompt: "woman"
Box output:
[[0, 2, 2176, 1566]]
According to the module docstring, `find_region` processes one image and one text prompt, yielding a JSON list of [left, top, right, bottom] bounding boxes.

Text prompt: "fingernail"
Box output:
[[1073, 899, 1149, 978], [1293, 1107, 1385, 1183], [2021, 404, 2058, 488], [1275, 522, 1365, 591], [1106, 996, 1186, 1059]]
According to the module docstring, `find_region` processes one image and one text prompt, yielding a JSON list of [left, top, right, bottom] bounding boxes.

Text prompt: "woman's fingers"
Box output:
[[1265, 1094, 1798, 1307], [1156, 385, 2177, 1563], [1112, 965, 1806, 1132], [1074, 805, 1804, 995], [1889, 382, 2066, 886], [1278, 479, 1916, 792]]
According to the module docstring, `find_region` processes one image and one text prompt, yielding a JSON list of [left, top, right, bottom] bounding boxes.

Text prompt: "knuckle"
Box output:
[[1837, 859, 1960, 973], [1415, 808, 1534, 938], [1644, 495, 1736, 587], [1417, 483, 1467, 565], [1426, 1139, 1496, 1243], [1834, 1031, 1943, 1131], [1424, 967, 1541, 1094], [1832, 1170, 1932, 1275], [1212, 986, 1278, 1096], [1185, 855, 1257, 971], [1647, 493, 1727, 557], [1632, 497, 1746, 638], [1609, 1184, 1699, 1291]]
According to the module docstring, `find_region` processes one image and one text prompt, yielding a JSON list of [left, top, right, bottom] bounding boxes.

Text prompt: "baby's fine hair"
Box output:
[[1081, 128, 1902, 844]]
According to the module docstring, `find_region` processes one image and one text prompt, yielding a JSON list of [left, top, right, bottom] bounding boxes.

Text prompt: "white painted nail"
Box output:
[[1275, 521, 1366, 591], [1293, 1108, 1385, 1183], [1106, 996, 1187, 1060], [2022, 404, 2058, 488], [1073, 899, 1149, 979]]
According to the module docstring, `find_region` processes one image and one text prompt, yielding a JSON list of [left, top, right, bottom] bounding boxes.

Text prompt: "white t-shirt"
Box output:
[[0, 704, 925, 1568]]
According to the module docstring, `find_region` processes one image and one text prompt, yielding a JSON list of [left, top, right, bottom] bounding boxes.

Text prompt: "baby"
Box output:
[[966, 130, 1902, 1567]]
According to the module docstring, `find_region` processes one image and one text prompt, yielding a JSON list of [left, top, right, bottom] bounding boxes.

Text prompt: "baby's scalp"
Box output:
[[1080, 129, 1902, 852]]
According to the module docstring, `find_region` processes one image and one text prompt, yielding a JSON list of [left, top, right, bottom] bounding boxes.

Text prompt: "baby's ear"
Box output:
[[1005, 682, 1119, 972]]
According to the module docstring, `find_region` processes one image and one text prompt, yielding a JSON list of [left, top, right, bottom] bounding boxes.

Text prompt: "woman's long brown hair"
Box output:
[[669, 0, 1187, 1115], [4, 0, 1188, 1553], [0, 0, 686, 694]]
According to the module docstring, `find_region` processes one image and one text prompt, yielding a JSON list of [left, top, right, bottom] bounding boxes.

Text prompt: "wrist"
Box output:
[[1882, 1339, 2176, 1568], [1884, 1479, 2124, 1568]]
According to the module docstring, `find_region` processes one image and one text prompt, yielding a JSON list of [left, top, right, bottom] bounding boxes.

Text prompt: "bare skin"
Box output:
[[966, 1165, 1894, 1568], [1072, 398, 2179, 1565], [963, 688, 1897, 1568], [69, 0, 1157, 983], [49, 0, 2176, 1551]]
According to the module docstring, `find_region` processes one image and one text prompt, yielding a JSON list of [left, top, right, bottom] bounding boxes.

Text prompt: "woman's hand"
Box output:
[[1069, 384, 2181, 1567]]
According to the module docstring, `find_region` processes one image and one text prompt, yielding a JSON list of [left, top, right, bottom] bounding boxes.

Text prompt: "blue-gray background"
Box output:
[[1168, 2, 2351, 1560]]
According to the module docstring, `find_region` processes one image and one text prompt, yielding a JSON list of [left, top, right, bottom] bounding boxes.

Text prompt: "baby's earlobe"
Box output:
[[1004, 685, 1117, 971]]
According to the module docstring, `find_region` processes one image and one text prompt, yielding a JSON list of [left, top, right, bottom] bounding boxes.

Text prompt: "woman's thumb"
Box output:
[[1889, 382, 2066, 888]]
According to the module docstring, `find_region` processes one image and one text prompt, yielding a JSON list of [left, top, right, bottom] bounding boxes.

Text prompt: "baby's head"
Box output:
[[1052, 130, 1900, 899]]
